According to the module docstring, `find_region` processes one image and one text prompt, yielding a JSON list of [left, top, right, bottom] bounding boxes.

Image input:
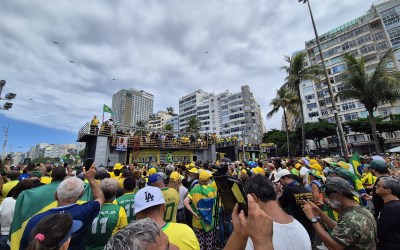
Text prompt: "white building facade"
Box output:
[[178, 85, 265, 144], [111, 89, 154, 127], [291, 0, 400, 154]]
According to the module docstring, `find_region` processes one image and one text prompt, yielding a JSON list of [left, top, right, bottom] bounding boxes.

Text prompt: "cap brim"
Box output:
[[135, 200, 165, 214]]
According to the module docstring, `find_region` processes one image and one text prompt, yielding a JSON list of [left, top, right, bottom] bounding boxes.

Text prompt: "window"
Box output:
[[360, 44, 376, 54], [321, 109, 328, 116], [308, 112, 319, 118], [373, 32, 384, 41], [331, 64, 346, 74], [344, 112, 359, 121], [305, 94, 315, 100], [307, 103, 317, 109], [319, 100, 326, 107], [342, 102, 356, 111], [336, 84, 346, 92], [376, 42, 388, 51]]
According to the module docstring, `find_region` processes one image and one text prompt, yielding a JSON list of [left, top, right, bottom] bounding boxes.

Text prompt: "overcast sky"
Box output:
[[0, 0, 376, 138]]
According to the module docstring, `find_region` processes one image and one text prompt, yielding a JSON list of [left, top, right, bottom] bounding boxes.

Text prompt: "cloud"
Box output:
[[0, 0, 374, 133]]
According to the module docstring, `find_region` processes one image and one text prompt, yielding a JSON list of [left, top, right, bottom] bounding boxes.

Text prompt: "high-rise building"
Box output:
[[111, 89, 154, 126], [286, 0, 400, 153], [178, 85, 265, 144]]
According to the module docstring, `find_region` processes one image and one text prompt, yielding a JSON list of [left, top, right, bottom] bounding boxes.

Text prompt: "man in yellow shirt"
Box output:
[[361, 164, 376, 193], [1, 171, 19, 197], [148, 174, 180, 223], [135, 186, 200, 250], [90, 115, 99, 134]]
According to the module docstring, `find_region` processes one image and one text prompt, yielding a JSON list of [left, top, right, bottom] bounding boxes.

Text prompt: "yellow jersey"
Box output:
[[162, 222, 200, 250], [161, 187, 180, 223]]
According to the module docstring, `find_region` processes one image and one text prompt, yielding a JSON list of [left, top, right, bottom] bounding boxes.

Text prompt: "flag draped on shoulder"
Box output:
[[9, 181, 92, 250], [103, 104, 114, 114], [349, 152, 363, 178]]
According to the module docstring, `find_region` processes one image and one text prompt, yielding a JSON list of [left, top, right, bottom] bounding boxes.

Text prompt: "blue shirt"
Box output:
[[20, 201, 101, 250]]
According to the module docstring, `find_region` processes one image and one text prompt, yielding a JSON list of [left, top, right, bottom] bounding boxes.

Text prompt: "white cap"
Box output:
[[274, 169, 291, 183], [134, 186, 165, 214]]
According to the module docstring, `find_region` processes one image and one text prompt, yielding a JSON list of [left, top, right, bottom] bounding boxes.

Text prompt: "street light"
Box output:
[[299, 0, 349, 156], [0, 79, 16, 111]]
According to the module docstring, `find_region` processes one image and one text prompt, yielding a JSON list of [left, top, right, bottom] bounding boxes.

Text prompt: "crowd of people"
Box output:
[[0, 153, 400, 250]]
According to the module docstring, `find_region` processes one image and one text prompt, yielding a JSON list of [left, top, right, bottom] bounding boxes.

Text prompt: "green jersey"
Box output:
[[116, 192, 136, 223], [86, 203, 128, 250]]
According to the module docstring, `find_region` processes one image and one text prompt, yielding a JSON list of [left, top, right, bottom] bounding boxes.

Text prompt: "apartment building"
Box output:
[[111, 89, 154, 127], [286, 0, 400, 153], [146, 111, 174, 130], [178, 85, 265, 144]]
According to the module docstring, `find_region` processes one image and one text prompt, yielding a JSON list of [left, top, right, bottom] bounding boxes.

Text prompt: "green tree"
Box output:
[[149, 114, 156, 120], [164, 124, 174, 131], [267, 86, 299, 157], [304, 120, 336, 149], [166, 107, 175, 115], [262, 129, 297, 156], [336, 49, 400, 153], [136, 120, 145, 127], [281, 51, 322, 156], [186, 116, 200, 133]]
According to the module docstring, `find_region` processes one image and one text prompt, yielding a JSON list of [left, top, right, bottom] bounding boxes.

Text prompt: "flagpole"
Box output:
[[102, 105, 105, 123]]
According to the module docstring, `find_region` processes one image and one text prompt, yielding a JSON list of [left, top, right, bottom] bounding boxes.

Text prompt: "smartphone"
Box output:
[[214, 176, 248, 215], [84, 158, 94, 172]]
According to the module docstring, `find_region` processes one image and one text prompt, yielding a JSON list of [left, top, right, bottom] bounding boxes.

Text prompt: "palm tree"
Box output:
[[267, 86, 299, 157], [281, 51, 322, 156], [166, 107, 175, 115], [186, 116, 200, 133], [336, 49, 400, 153]]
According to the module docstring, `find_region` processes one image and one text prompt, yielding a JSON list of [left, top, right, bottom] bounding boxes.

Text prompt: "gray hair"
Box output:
[[56, 177, 84, 202], [100, 178, 119, 200], [381, 177, 400, 196], [104, 218, 160, 250], [165, 164, 175, 176]]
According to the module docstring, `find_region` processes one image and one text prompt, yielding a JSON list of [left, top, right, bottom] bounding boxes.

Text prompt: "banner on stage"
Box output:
[[116, 136, 128, 151]]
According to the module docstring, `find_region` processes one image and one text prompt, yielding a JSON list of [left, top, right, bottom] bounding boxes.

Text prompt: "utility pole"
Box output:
[[2, 125, 9, 160], [300, 0, 349, 156]]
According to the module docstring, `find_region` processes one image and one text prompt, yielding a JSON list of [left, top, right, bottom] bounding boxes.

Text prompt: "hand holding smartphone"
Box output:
[[84, 158, 94, 172], [214, 176, 248, 215]]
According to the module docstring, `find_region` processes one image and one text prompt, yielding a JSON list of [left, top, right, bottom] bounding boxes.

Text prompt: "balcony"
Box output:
[[78, 123, 211, 150]]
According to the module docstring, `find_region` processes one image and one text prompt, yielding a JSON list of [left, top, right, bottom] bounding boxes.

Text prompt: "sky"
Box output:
[[0, 0, 377, 152]]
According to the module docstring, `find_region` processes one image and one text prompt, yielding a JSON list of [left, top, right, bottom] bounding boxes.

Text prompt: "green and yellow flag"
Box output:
[[103, 104, 114, 114], [9, 181, 92, 250], [349, 152, 362, 178]]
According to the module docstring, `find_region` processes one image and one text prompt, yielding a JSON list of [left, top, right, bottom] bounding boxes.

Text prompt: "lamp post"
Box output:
[[299, 0, 349, 156], [0, 80, 17, 111]]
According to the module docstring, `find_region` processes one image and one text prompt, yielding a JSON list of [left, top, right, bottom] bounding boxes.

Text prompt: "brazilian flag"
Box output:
[[9, 181, 92, 249], [103, 104, 114, 114], [349, 152, 363, 178]]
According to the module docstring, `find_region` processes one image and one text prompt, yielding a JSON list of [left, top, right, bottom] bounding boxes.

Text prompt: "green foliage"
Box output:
[[296, 120, 337, 149], [305, 120, 337, 141], [166, 107, 175, 115], [280, 51, 323, 155], [345, 118, 400, 134], [186, 116, 200, 133], [263, 129, 298, 156], [164, 124, 174, 131], [136, 120, 145, 127], [336, 49, 400, 153], [78, 149, 86, 160]]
